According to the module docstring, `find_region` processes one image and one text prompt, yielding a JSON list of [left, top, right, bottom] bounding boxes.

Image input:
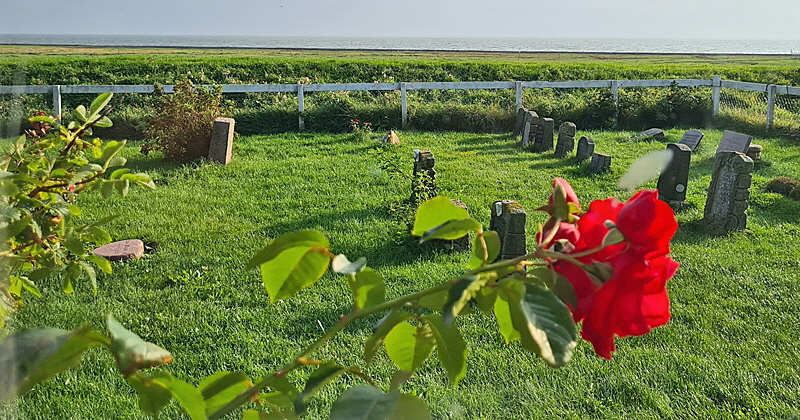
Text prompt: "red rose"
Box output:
[[616, 190, 678, 259], [548, 177, 580, 209]]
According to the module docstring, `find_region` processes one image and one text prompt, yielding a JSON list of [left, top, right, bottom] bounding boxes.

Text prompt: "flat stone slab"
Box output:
[[92, 239, 145, 262]]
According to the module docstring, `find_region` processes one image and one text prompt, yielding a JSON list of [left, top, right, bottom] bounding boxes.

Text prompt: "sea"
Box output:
[[3, 34, 800, 55]]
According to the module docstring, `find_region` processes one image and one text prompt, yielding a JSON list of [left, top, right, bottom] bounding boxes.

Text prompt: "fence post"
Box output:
[[401, 82, 408, 129], [53, 85, 62, 123], [515, 81, 523, 110], [611, 80, 620, 129], [766, 84, 777, 130], [712, 75, 721, 117], [297, 84, 305, 131]]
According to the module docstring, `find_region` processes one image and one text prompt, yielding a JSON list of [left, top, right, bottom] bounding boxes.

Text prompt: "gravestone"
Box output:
[[703, 151, 754, 232], [489, 200, 527, 260], [657, 143, 692, 206], [209, 117, 235, 164], [678, 129, 704, 152], [379, 130, 400, 145], [555, 122, 577, 158], [746, 144, 763, 161], [521, 121, 532, 147], [576, 136, 595, 162], [513, 107, 528, 137], [716, 130, 752, 153], [589, 153, 612, 173], [631, 128, 666, 141], [93, 239, 145, 262], [532, 118, 555, 152], [411, 149, 437, 205]]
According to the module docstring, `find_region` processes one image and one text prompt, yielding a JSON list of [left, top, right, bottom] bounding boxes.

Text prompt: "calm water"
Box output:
[[3, 34, 800, 55]]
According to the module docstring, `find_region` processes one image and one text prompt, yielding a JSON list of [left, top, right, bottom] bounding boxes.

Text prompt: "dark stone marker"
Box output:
[[717, 130, 752, 154], [678, 129, 704, 152], [411, 149, 436, 205], [704, 151, 754, 232], [489, 200, 527, 260], [589, 153, 612, 173], [533, 118, 555, 152], [555, 122, 577, 158], [576, 136, 595, 162], [521, 121, 532, 147], [513, 107, 528, 137], [209, 117, 235, 164], [631, 128, 666, 141], [93, 239, 145, 262], [657, 143, 692, 204], [746, 144, 763, 161]]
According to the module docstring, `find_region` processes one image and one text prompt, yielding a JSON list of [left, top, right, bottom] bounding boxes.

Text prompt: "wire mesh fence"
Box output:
[[718, 87, 768, 131]]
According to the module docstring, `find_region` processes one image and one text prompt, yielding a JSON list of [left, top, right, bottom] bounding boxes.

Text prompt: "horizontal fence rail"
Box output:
[[2, 76, 798, 130]]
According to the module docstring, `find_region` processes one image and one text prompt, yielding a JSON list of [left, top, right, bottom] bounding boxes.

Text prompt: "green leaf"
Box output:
[[331, 254, 367, 275], [258, 392, 294, 410], [199, 371, 253, 417], [351, 268, 385, 310], [28, 115, 55, 125], [84, 225, 113, 244], [0, 324, 108, 401], [260, 245, 329, 303], [73, 105, 88, 123], [152, 373, 208, 420], [107, 314, 173, 377], [466, 230, 501, 269], [106, 156, 127, 169], [442, 275, 491, 327], [364, 310, 413, 366], [64, 233, 85, 256], [86, 254, 113, 275], [110, 168, 131, 179], [246, 230, 329, 270], [417, 290, 447, 312], [294, 361, 345, 415], [389, 393, 431, 420], [411, 196, 469, 237], [100, 181, 114, 199], [503, 281, 578, 368], [384, 322, 436, 372], [127, 373, 173, 418], [493, 296, 520, 344], [63, 262, 81, 294], [114, 179, 131, 197], [100, 140, 126, 163], [329, 385, 400, 420], [89, 92, 113, 117], [92, 116, 113, 128], [423, 314, 468, 386], [78, 261, 98, 296], [419, 218, 481, 243], [474, 287, 497, 314]]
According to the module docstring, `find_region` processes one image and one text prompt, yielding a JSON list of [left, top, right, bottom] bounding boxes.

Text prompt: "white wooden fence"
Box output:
[[2, 75, 798, 130]]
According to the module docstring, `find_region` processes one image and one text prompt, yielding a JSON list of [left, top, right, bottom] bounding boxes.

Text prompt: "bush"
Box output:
[[765, 177, 800, 196], [789, 186, 800, 201]]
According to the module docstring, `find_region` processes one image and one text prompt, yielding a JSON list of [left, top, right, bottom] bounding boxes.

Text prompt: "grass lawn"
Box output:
[[2, 128, 800, 419]]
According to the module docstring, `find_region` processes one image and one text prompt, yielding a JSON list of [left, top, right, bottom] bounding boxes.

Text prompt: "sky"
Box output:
[[2, 0, 800, 40]]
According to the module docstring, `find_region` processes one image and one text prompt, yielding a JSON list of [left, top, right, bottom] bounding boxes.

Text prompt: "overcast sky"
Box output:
[[2, 0, 800, 40]]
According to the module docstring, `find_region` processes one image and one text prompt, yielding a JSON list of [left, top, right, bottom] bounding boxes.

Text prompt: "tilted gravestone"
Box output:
[[513, 107, 528, 137], [209, 117, 235, 164], [521, 121, 532, 147], [678, 129, 704, 152], [532, 118, 555, 152], [576, 136, 595, 162], [631, 128, 666, 141], [746, 144, 763, 161], [555, 122, 577, 158], [489, 200, 527, 260], [411, 149, 437, 205], [93, 239, 145, 262], [589, 153, 612, 173], [716, 130, 752, 154], [657, 143, 692, 205], [704, 151, 754, 232]]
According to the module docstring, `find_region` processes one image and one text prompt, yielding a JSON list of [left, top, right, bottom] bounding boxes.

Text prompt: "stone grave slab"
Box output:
[[522, 121, 531, 147], [93, 239, 145, 262], [589, 153, 612, 173], [631, 128, 666, 141], [678, 129, 704, 151], [657, 143, 692, 204], [532, 118, 554, 152], [513, 107, 528, 137], [716, 130, 752, 154], [576, 136, 595, 162], [555, 122, 577, 158], [489, 200, 527, 260], [746, 144, 762, 161], [704, 151, 754, 232], [411, 149, 436, 204], [209, 117, 235, 164]]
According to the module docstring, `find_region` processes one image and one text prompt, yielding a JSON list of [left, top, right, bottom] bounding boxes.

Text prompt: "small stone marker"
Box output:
[[589, 153, 612, 173], [379, 130, 400, 145], [521, 121, 531, 147], [555, 122, 577, 158], [513, 108, 528, 137], [716, 130, 752, 154], [532, 118, 554, 152], [209, 117, 235, 164], [631, 128, 666, 141], [657, 143, 692, 205], [92, 239, 145, 262], [576, 136, 595, 162], [411, 149, 437, 204], [678, 129, 704, 152], [520, 110, 539, 141], [489, 200, 527, 260], [704, 151, 754, 232], [746, 144, 763, 161]]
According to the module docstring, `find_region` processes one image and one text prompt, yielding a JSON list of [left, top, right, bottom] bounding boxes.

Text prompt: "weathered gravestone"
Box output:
[[716, 130, 752, 154], [589, 153, 612, 173], [489, 200, 527, 260], [411, 149, 436, 205], [631, 128, 666, 141], [532, 118, 555, 152], [704, 151, 754, 232], [379, 130, 400, 145], [555, 122, 577, 158], [513, 107, 529, 137], [657, 143, 692, 206], [678, 129, 704, 152], [209, 117, 235, 164], [521, 121, 532, 147], [576, 136, 595, 162], [93, 239, 145, 262], [746, 144, 763, 161]]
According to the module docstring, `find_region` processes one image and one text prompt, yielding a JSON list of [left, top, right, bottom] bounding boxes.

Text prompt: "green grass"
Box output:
[[3, 129, 800, 419]]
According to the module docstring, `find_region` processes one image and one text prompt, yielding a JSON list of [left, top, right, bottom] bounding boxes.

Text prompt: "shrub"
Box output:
[[765, 176, 800, 196], [789, 186, 800, 201]]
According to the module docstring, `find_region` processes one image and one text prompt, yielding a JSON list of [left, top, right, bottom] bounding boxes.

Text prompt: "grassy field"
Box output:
[[2, 128, 799, 419]]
